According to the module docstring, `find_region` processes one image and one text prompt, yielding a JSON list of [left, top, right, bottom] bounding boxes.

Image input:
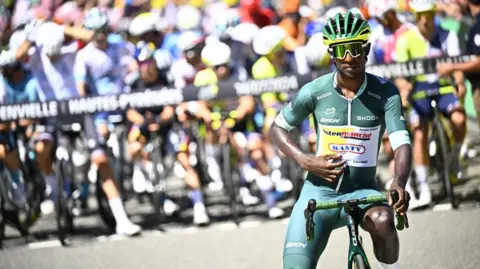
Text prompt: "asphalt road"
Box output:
[[1, 120, 480, 269]]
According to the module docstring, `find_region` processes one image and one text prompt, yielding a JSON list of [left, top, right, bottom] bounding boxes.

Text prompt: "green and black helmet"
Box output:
[[322, 11, 371, 47]]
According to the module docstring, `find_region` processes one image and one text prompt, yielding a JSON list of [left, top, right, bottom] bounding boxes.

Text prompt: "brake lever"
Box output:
[[389, 190, 409, 230], [305, 199, 316, 241]]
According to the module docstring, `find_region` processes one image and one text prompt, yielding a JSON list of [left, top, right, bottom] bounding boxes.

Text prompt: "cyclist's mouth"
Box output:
[[343, 65, 356, 71]]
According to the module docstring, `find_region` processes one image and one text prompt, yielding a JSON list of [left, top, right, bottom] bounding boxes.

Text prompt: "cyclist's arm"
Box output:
[[127, 109, 145, 125], [63, 25, 94, 43], [383, 82, 412, 189], [159, 105, 175, 124], [269, 83, 314, 166], [15, 40, 33, 62], [234, 96, 255, 121]]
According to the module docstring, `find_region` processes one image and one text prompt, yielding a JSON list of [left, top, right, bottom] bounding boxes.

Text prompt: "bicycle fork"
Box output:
[[346, 206, 369, 269]]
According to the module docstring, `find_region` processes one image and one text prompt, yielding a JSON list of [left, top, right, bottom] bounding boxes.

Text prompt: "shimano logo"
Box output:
[[317, 92, 332, 100], [323, 130, 372, 140], [320, 117, 340, 123], [367, 91, 381, 100], [286, 242, 307, 248], [357, 115, 379, 121], [328, 144, 366, 154]]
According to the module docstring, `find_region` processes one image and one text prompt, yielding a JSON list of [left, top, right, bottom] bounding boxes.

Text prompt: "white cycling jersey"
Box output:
[[74, 41, 133, 96], [170, 58, 204, 89], [28, 45, 80, 101]]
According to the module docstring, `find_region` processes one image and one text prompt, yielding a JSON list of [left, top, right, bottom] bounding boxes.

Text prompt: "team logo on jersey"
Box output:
[[325, 107, 336, 115], [357, 115, 379, 121], [328, 144, 366, 154], [317, 92, 332, 100], [320, 117, 340, 123], [323, 129, 372, 141], [367, 91, 381, 100]]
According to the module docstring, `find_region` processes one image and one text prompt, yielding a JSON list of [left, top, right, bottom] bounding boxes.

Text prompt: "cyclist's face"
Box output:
[[214, 64, 231, 80], [376, 11, 393, 31], [416, 11, 435, 35], [332, 43, 366, 79], [139, 60, 158, 83]]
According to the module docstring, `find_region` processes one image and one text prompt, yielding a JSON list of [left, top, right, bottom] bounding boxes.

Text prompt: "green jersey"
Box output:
[[275, 72, 410, 192]]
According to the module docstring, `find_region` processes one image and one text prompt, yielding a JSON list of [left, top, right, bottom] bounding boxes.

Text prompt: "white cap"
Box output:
[[129, 12, 167, 36], [176, 5, 202, 31], [201, 41, 231, 67], [36, 22, 65, 57], [252, 25, 285, 56], [229, 22, 259, 44], [409, 0, 436, 13], [177, 31, 203, 52], [367, 0, 398, 18], [304, 33, 331, 68]]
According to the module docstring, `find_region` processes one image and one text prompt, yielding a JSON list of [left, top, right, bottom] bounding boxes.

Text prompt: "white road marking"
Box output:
[[239, 220, 262, 229], [28, 240, 62, 249], [217, 222, 237, 231], [433, 203, 452, 211]]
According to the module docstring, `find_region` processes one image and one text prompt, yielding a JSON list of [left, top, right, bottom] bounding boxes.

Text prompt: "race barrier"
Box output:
[[0, 54, 476, 122]]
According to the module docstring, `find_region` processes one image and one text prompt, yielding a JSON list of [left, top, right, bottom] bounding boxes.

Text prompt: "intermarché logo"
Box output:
[[322, 129, 372, 140]]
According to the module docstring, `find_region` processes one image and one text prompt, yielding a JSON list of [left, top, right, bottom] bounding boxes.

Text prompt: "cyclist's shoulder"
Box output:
[[366, 73, 398, 97]]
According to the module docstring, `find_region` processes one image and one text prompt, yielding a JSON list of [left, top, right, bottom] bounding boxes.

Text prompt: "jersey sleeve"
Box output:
[[445, 31, 461, 57], [274, 83, 314, 131], [383, 82, 411, 150]]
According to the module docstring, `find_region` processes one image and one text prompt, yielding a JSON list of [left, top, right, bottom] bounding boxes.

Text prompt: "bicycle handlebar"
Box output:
[[304, 190, 409, 241]]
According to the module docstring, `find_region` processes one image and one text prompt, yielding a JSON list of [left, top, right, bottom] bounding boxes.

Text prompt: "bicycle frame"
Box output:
[[344, 204, 370, 269]]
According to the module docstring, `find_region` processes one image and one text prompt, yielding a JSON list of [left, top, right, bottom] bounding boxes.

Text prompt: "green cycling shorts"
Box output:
[[283, 180, 384, 269]]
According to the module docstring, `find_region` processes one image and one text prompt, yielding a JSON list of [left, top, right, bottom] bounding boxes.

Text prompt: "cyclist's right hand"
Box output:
[[299, 154, 346, 182]]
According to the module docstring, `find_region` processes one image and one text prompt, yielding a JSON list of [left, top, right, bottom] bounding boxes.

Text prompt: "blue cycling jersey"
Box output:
[[0, 71, 39, 105]]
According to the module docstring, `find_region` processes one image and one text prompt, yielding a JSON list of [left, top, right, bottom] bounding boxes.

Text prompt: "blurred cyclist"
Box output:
[[126, 42, 210, 225], [128, 12, 168, 48], [395, 0, 467, 207], [194, 41, 286, 218], [0, 48, 38, 208], [367, 0, 415, 191], [171, 31, 206, 89]]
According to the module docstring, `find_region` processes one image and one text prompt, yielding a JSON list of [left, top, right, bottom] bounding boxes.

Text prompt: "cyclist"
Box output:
[[170, 30, 206, 89], [395, 0, 467, 206], [128, 12, 168, 48], [15, 20, 141, 236], [367, 0, 417, 196], [193, 41, 273, 210], [270, 11, 412, 269], [0, 48, 38, 208], [126, 41, 210, 225]]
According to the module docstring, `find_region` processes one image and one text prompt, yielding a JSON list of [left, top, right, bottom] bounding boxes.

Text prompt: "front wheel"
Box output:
[[352, 254, 368, 269], [55, 160, 74, 246], [222, 143, 240, 225], [95, 169, 116, 233], [432, 117, 458, 209]]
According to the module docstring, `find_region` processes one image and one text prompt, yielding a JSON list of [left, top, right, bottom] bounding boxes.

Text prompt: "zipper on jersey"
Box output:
[[335, 99, 352, 193]]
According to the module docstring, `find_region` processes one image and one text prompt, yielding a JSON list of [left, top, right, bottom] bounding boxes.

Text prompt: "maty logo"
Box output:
[[323, 129, 372, 140], [329, 144, 366, 154]]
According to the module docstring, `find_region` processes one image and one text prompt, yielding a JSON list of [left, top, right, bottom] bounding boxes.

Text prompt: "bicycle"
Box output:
[[304, 190, 409, 269], [410, 86, 459, 209]]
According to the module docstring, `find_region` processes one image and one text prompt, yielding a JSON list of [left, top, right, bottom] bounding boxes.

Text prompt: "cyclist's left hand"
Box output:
[[437, 63, 454, 77], [388, 182, 410, 215]]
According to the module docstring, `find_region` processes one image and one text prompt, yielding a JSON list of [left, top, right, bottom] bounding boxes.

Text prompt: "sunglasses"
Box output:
[[331, 42, 364, 59]]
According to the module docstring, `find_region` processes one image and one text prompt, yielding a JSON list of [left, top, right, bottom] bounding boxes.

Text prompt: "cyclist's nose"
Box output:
[[344, 52, 354, 63]]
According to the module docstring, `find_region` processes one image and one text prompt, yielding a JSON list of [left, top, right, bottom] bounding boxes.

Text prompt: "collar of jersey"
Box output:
[[332, 72, 368, 100]]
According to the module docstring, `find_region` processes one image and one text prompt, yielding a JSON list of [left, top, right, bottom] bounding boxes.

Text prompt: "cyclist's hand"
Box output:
[[388, 182, 410, 215], [437, 63, 454, 77], [300, 154, 346, 182]]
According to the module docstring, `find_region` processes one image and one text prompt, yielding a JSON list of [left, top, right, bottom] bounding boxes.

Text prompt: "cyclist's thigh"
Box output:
[[411, 96, 433, 120], [437, 92, 462, 116], [83, 115, 107, 155], [283, 181, 341, 269]]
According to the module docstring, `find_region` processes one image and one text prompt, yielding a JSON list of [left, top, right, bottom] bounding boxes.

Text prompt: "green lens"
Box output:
[[332, 43, 364, 59]]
